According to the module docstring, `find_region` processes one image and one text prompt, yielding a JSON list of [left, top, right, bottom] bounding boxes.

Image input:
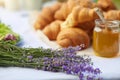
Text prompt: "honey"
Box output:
[[93, 20, 119, 58]]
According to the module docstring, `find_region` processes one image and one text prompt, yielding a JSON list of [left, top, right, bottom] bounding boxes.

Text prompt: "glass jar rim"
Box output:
[[95, 19, 120, 24], [95, 19, 119, 28]]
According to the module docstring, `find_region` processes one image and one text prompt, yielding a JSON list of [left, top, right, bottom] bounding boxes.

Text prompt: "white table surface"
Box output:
[[0, 7, 120, 80]]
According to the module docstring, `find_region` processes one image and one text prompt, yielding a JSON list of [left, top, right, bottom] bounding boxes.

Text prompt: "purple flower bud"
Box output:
[[43, 61, 48, 65], [52, 69, 59, 72], [86, 66, 94, 73], [87, 76, 94, 80], [54, 63, 60, 67], [4, 34, 16, 41], [62, 65, 68, 71], [27, 55, 33, 59], [94, 68, 101, 74], [75, 46, 82, 51], [43, 57, 49, 61], [66, 70, 71, 74], [79, 73, 84, 80]]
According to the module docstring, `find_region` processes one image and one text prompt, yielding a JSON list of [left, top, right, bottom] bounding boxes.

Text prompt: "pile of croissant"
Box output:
[[34, 0, 120, 50]]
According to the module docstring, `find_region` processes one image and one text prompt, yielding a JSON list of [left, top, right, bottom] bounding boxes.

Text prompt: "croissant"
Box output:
[[97, 0, 116, 11], [104, 10, 120, 20], [86, 28, 93, 42], [78, 0, 97, 8], [43, 20, 63, 40], [34, 2, 62, 30], [61, 6, 99, 29], [54, 0, 77, 20], [54, 0, 97, 20], [57, 28, 90, 49], [76, 20, 95, 40], [76, 20, 95, 31]]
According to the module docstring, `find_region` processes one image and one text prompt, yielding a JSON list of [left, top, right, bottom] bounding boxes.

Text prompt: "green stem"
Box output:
[[0, 41, 55, 68], [0, 60, 38, 68]]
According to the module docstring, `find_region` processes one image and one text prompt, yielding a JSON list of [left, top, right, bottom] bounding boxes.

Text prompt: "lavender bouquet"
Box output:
[[0, 34, 102, 80]]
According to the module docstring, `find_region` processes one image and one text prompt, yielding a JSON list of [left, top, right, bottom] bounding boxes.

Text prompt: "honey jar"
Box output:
[[93, 19, 119, 58]]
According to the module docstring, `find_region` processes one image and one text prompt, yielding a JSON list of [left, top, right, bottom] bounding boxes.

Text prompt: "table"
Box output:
[[0, 7, 120, 80]]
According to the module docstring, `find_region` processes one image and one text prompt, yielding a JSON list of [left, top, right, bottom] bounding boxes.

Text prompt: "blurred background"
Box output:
[[0, 0, 66, 11], [0, 0, 120, 11]]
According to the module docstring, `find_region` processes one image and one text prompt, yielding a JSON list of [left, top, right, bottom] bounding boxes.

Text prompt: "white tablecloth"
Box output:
[[0, 8, 120, 80]]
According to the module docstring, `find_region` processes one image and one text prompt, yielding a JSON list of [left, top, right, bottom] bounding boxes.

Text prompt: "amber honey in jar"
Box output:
[[93, 19, 119, 58]]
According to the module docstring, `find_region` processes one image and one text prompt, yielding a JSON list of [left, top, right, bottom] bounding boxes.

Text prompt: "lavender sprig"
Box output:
[[37, 46, 102, 80], [0, 40, 103, 80]]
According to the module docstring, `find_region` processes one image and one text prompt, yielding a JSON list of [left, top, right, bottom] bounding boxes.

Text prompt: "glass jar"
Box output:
[[93, 19, 119, 58]]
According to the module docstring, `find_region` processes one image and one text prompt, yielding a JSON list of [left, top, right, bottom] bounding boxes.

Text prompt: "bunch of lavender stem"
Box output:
[[0, 40, 102, 80]]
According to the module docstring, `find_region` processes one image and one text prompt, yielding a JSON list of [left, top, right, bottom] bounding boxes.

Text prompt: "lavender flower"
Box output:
[[0, 39, 103, 80], [24, 45, 102, 80]]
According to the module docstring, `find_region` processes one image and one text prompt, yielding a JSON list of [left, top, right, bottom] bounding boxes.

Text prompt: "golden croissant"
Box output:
[[54, 0, 97, 20], [61, 6, 99, 29], [104, 10, 120, 20], [76, 20, 95, 32], [43, 20, 63, 40], [97, 0, 116, 11], [34, 2, 62, 30], [76, 20, 95, 41], [57, 28, 90, 49]]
